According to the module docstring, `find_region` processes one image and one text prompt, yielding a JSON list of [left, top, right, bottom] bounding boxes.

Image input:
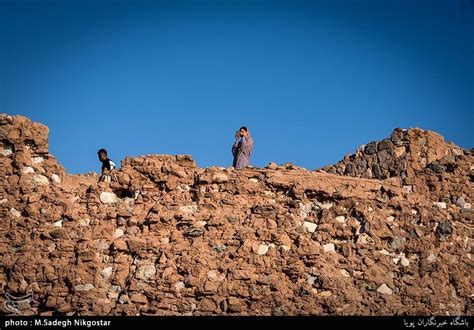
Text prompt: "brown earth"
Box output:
[[0, 114, 472, 316]]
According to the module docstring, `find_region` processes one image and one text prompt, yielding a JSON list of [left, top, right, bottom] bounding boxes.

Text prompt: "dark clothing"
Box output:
[[101, 158, 116, 173]]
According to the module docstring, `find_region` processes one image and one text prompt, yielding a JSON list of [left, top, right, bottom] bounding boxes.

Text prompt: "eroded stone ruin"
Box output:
[[0, 114, 472, 316]]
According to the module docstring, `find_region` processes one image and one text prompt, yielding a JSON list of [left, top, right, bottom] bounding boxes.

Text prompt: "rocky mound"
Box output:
[[320, 128, 473, 199], [0, 114, 472, 316]]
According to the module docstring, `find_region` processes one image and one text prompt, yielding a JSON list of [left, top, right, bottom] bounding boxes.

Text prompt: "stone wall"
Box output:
[[0, 114, 472, 316]]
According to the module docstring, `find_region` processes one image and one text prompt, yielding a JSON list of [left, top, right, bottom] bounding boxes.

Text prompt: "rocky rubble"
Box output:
[[321, 128, 473, 200], [0, 114, 472, 316]]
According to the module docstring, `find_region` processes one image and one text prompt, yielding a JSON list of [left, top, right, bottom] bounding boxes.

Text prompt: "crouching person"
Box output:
[[97, 148, 117, 182]]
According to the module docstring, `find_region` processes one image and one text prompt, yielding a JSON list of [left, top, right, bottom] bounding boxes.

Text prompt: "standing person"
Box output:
[[232, 126, 254, 169], [97, 148, 116, 182]]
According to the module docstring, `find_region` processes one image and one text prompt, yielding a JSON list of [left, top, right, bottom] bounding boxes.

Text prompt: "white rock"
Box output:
[[210, 184, 219, 192], [323, 243, 335, 253], [207, 270, 218, 281], [22, 166, 35, 174], [97, 240, 110, 251], [335, 216, 346, 223], [47, 243, 56, 252], [387, 216, 395, 222], [452, 148, 463, 156], [108, 292, 119, 300], [320, 203, 334, 210], [113, 229, 124, 239], [299, 202, 313, 220], [175, 281, 186, 290], [32, 156, 44, 164], [281, 245, 291, 252], [319, 291, 332, 298], [392, 258, 400, 265], [307, 275, 317, 285], [1, 147, 13, 156], [303, 221, 317, 233], [427, 254, 437, 263], [433, 202, 447, 209], [463, 203, 471, 210], [177, 184, 191, 192], [394, 146, 406, 157], [207, 270, 225, 281], [379, 249, 391, 256], [10, 208, 21, 218], [257, 244, 269, 255], [377, 284, 393, 295], [411, 209, 418, 215], [79, 218, 90, 226], [340, 269, 350, 278], [118, 294, 129, 304], [249, 178, 259, 183], [190, 303, 197, 313], [179, 204, 198, 215], [53, 220, 63, 227], [0, 198, 7, 204], [299, 202, 312, 212], [401, 256, 410, 267], [456, 197, 466, 208], [51, 174, 61, 183], [75, 284, 94, 292], [100, 192, 117, 204], [196, 221, 207, 228], [32, 174, 49, 186], [357, 234, 369, 244], [101, 267, 113, 278], [135, 264, 156, 280], [212, 173, 229, 183]]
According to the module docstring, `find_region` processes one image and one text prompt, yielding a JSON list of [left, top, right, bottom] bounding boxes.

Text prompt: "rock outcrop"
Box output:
[[0, 114, 472, 316]]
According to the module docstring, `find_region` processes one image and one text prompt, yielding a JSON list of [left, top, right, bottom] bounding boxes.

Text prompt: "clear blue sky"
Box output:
[[1, 0, 472, 174]]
